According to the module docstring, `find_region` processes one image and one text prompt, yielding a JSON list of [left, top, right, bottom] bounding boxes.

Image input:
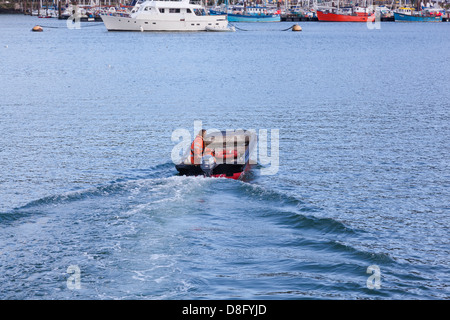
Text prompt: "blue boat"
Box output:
[[394, 12, 442, 22], [210, 4, 281, 22], [224, 12, 280, 22]]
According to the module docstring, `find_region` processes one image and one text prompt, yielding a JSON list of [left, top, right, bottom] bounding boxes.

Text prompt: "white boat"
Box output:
[[100, 0, 229, 32], [205, 25, 235, 32]]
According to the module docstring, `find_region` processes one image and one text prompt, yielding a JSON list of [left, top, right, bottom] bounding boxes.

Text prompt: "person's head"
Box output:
[[199, 129, 206, 138]]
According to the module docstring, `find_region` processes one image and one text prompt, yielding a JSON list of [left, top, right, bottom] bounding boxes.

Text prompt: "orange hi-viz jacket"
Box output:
[[190, 135, 215, 164], [190, 135, 205, 165]]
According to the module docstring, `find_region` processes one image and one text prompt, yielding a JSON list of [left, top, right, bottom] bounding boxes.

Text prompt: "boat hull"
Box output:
[[100, 14, 228, 31], [394, 12, 442, 22], [205, 25, 236, 32], [227, 13, 280, 22], [175, 162, 252, 180], [210, 10, 280, 22], [316, 10, 375, 22]]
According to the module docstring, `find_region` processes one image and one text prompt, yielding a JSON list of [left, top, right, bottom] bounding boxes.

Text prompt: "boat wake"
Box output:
[[0, 162, 409, 299], [4, 161, 364, 242]]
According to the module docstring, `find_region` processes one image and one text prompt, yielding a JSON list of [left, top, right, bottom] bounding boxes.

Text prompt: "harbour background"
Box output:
[[1, 14, 449, 299], [2, 0, 450, 22]]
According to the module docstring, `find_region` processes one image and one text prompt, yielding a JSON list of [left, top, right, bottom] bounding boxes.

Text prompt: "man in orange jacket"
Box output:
[[190, 129, 206, 165]]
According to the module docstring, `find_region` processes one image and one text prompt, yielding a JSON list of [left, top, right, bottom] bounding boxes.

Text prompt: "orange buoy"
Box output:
[[32, 25, 43, 32], [292, 24, 302, 32]]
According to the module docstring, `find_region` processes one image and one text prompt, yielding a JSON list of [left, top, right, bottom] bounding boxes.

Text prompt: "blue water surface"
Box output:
[[0, 15, 449, 299]]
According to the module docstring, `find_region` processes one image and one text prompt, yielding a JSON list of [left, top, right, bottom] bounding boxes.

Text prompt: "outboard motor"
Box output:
[[200, 155, 217, 177]]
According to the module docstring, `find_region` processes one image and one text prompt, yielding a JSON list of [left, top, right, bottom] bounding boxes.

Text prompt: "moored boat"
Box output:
[[394, 7, 443, 22], [210, 4, 281, 22], [394, 12, 442, 22], [224, 12, 280, 22], [175, 130, 257, 180], [100, 0, 229, 32], [316, 8, 375, 22]]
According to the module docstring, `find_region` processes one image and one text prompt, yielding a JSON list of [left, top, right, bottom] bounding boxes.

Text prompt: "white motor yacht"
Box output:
[[100, 0, 230, 32]]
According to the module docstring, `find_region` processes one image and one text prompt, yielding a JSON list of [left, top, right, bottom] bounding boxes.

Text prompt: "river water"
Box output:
[[0, 14, 449, 299]]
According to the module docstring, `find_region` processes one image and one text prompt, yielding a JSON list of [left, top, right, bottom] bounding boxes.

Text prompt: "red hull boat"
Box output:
[[317, 10, 375, 22], [175, 130, 257, 180]]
